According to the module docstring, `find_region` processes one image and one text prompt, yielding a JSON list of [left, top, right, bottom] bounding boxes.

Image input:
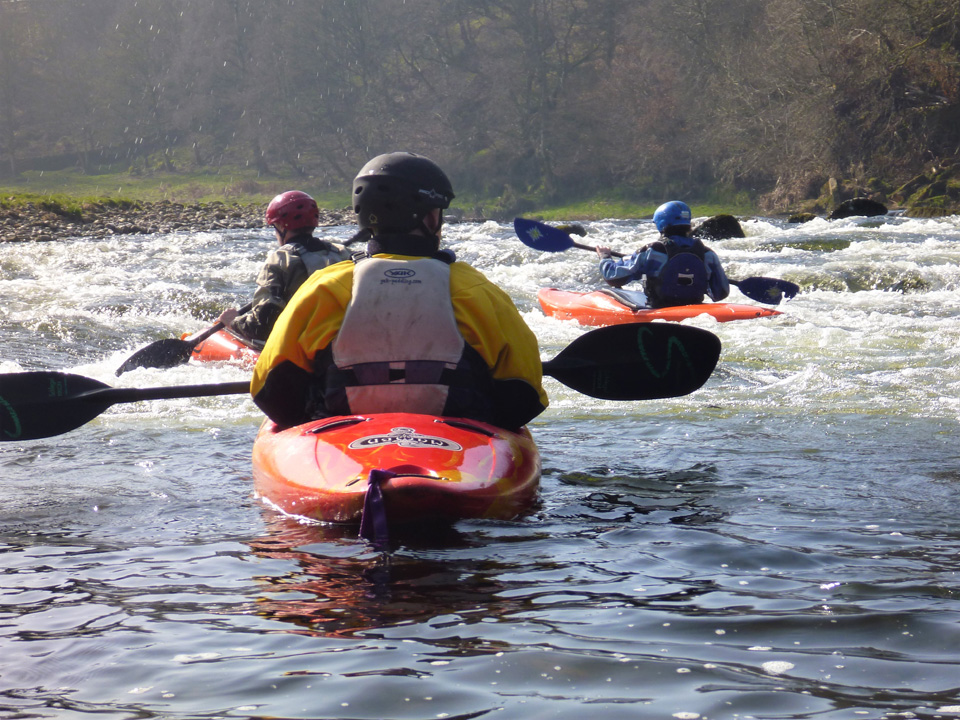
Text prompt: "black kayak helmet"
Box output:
[[352, 152, 455, 235]]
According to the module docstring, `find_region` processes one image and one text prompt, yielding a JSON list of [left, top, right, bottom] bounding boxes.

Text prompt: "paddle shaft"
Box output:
[[2, 321, 720, 440], [575, 240, 624, 258], [88, 381, 250, 405]]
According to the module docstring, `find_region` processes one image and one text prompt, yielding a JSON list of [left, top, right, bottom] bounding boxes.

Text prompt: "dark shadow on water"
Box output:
[[541, 462, 728, 524]]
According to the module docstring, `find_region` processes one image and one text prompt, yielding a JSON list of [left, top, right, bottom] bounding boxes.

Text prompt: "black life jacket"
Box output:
[[646, 238, 709, 307]]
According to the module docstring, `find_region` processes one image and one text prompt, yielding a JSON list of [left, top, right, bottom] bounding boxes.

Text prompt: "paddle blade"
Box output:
[[513, 217, 576, 253], [0, 372, 117, 441], [115, 304, 253, 376], [733, 277, 800, 305], [115, 338, 196, 376], [0, 372, 250, 441], [542, 323, 721, 400]]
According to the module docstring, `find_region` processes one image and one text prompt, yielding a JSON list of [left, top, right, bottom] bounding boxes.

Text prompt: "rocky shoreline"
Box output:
[[0, 200, 354, 243], [4, 162, 959, 244]]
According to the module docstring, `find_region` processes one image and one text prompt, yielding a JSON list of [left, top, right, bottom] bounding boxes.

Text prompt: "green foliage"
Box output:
[[3, 168, 759, 220], [764, 238, 853, 253], [467, 194, 757, 221], [0, 192, 136, 216], [0, 168, 350, 210]]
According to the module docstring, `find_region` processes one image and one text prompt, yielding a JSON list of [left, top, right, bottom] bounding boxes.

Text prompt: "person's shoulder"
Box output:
[[450, 260, 493, 285], [301, 257, 354, 286], [309, 236, 348, 254], [631, 241, 663, 259], [265, 243, 292, 259], [320, 256, 355, 275], [449, 261, 515, 303]]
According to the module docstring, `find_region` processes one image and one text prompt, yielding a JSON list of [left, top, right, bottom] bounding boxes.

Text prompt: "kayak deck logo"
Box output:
[[348, 426, 463, 451]]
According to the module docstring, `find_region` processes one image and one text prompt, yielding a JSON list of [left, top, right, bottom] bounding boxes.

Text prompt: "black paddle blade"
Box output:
[[0, 372, 116, 441], [0, 372, 250, 441], [114, 305, 253, 377], [115, 338, 195, 376], [542, 323, 721, 401]]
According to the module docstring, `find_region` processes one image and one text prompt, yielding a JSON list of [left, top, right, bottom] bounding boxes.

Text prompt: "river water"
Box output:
[[1, 213, 959, 720]]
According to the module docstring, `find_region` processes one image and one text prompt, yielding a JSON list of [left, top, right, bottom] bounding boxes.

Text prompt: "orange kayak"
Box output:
[[180, 328, 260, 367], [178, 334, 541, 531], [252, 413, 541, 527], [538, 287, 781, 327]]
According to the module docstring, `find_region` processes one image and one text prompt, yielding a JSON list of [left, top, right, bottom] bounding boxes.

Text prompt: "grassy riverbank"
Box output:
[[0, 168, 346, 211], [0, 167, 758, 221]]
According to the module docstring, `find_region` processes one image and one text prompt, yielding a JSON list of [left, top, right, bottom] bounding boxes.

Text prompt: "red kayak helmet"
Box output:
[[265, 191, 320, 232]]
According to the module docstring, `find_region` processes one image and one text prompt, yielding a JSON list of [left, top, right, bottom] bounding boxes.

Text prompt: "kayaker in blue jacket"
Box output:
[[217, 191, 347, 346], [251, 152, 548, 431], [596, 201, 730, 308]]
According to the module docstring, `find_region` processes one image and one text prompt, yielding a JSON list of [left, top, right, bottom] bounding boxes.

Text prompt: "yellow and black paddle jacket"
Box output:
[[250, 234, 548, 430]]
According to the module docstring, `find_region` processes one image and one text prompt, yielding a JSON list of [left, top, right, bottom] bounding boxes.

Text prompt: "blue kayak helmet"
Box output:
[[653, 201, 693, 234]]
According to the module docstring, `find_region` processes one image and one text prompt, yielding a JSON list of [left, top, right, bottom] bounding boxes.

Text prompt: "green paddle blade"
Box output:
[[542, 323, 721, 400], [0, 372, 249, 441], [1, 373, 115, 441]]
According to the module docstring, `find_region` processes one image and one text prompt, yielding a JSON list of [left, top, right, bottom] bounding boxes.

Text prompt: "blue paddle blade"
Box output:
[[733, 277, 800, 304], [513, 217, 575, 252]]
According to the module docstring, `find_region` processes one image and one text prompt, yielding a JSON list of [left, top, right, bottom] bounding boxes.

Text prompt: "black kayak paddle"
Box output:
[[115, 302, 254, 376], [514, 217, 800, 305], [1, 323, 719, 441], [0, 373, 249, 442], [541, 322, 719, 401]]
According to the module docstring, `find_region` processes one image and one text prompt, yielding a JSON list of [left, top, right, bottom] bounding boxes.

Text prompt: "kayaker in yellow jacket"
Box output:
[[250, 152, 548, 431]]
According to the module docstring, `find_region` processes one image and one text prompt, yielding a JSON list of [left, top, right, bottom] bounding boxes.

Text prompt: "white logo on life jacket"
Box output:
[[348, 426, 463, 451], [384, 268, 416, 279]]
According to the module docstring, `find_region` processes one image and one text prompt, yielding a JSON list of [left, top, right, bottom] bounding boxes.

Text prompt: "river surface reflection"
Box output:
[[2, 215, 960, 718]]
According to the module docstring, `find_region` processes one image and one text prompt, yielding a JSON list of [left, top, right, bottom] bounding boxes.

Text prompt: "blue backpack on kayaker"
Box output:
[[647, 238, 709, 307]]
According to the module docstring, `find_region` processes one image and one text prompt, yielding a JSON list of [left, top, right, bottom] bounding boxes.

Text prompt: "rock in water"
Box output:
[[829, 197, 888, 219]]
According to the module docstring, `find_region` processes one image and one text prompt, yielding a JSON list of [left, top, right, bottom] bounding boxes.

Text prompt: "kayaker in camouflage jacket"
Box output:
[[250, 153, 548, 431], [218, 191, 348, 346]]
